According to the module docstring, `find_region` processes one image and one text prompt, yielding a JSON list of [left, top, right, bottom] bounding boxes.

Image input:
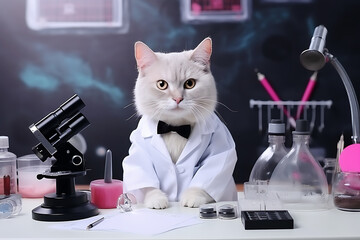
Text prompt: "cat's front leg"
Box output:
[[180, 187, 214, 208], [144, 188, 169, 209]]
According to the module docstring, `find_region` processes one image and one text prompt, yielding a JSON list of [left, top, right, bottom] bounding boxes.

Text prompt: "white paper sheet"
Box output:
[[53, 208, 202, 235]]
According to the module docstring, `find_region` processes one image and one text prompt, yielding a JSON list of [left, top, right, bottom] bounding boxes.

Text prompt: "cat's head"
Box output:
[[133, 38, 217, 125]]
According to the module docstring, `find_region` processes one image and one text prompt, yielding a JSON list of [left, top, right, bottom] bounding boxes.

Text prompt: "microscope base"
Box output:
[[32, 191, 99, 221]]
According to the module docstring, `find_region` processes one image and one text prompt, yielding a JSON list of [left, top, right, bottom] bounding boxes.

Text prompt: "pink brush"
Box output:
[[256, 70, 296, 128], [339, 144, 360, 172], [296, 72, 317, 120], [90, 149, 123, 209]]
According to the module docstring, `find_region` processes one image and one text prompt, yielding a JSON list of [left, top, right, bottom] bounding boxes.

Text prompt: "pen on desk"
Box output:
[[86, 216, 105, 230], [296, 71, 317, 120], [255, 69, 296, 128]]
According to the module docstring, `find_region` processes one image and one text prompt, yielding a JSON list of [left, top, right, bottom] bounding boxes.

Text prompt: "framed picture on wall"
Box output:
[[26, 0, 129, 34], [181, 0, 251, 23]]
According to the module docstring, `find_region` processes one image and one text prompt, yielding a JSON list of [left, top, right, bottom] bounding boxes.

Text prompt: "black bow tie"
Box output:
[[157, 121, 191, 139]]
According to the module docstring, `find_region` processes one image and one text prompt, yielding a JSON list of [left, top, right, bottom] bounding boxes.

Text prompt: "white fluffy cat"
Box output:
[[122, 38, 238, 209]]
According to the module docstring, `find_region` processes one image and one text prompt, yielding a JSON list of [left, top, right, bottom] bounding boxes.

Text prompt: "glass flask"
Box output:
[[268, 119, 329, 209], [249, 119, 288, 182], [332, 171, 360, 211]]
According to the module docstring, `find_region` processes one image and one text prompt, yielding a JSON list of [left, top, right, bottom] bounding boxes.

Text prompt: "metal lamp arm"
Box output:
[[326, 51, 360, 143]]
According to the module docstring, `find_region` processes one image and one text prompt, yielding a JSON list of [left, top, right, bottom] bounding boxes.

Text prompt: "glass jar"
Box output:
[[333, 171, 360, 211]]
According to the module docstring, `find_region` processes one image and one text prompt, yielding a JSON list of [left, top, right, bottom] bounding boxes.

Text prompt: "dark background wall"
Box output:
[[0, 0, 359, 184]]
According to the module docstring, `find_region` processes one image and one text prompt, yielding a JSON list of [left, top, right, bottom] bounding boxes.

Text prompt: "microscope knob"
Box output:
[[72, 155, 83, 166]]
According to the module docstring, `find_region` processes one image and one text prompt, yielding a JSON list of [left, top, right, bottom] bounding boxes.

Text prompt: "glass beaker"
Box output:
[[323, 158, 336, 189], [332, 171, 360, 211], [17, 154, 56, 198]]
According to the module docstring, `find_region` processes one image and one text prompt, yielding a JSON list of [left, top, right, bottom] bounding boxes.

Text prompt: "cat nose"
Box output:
[[173, 97, 183, 104]]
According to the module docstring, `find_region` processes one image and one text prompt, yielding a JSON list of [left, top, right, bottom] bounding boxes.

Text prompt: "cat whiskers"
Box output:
[[126, 112, 139, 121], [187, 98, 214, 120], [192, 97, 235, 125], [203, 98, 238, 113], [189, 104, 209, 124], [189, 107, 204, 124], [123, 102, 139, 121], [123, 102, 135, 109], [148, 103, 164, 121], [197, 101, 225, 124]]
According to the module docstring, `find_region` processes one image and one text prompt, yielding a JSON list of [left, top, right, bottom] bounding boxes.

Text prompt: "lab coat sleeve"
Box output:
[[122, 126, 160, 200], [189, 119, 237, 202]]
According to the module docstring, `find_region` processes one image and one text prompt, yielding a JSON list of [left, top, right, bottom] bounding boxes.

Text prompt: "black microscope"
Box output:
[[29, 94, 99, 221]]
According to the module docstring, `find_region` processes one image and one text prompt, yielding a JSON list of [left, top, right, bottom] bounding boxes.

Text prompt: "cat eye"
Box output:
[[184, 78, 196, 89], [156, 80, 168, 90]]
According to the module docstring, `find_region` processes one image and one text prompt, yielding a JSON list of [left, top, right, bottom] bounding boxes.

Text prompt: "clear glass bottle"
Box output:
[[269, 120, 329, 209], [0, 136, 17, 195], [249, 119, 288, 183], [0, 136, 22, 218]]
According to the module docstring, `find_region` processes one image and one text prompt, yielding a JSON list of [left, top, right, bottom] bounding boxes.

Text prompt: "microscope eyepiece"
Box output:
[[33, 94, 85, 138], [29, 94, 89, 162]]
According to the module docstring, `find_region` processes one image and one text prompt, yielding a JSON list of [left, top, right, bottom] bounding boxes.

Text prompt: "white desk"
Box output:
[[3, 193, 360, 240]]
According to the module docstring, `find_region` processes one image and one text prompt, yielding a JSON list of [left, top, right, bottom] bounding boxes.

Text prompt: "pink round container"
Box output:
[[339, 143, 360, 172], [90, 179, 123, 209]]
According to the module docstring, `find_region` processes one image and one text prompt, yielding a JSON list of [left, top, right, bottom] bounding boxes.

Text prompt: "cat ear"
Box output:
[[134, 41, 157, 69], [190, 37, 212, 66]]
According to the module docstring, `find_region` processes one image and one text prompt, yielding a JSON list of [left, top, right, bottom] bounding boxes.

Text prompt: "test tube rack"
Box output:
[[249, 99, 332, 132]]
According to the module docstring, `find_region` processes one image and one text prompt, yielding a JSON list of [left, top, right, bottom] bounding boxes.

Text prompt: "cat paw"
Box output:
[[180, 187, 214, 208], [144, 188, 169, 209]]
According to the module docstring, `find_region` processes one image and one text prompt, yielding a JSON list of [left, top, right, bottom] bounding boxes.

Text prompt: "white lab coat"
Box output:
[[122, 112, 238, 202]]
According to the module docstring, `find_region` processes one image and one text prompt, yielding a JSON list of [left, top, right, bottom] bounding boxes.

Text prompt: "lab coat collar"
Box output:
[[140, 116, 158, 138]]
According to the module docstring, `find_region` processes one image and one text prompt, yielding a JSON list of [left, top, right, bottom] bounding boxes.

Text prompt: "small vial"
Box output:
[[218, 204, 237, 219], [199, 204, 217, 219], [0, 194, 22, 219]]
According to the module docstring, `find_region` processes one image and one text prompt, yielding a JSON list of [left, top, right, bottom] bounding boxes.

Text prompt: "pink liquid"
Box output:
[[18, 168, 56, 198], [90, 179, 123, 209], [19, 183, 56, 198]]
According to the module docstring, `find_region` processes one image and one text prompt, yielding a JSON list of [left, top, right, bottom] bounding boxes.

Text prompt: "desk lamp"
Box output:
[[29, 94, 99, 221], [300, 25, 360, 172]]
